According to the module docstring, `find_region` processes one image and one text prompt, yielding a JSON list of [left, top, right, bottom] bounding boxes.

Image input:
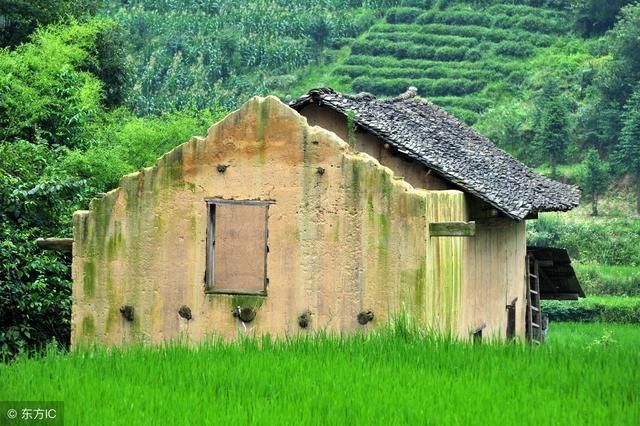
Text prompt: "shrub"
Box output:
[[416, 10, 493, 27], [365, 31, 478, 47], [514, 15, 566, 34], [575, 264, 640, 296], [351, 40, 468, 61], [385, 7, 424, 24], [464, 48, 484, 61], [441, 106, 479, 124], [493, 40, 535, 58], [527, 215, 640, 266], [542, 297, 640, 323], [429, 96, 492, 112], [352, 76, 484, 97]]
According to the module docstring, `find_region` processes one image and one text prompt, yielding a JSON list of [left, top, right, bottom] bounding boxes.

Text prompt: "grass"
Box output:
[[532, 163, 582, 183], [575, 263, 640, 296], [527, 212, 640, 266], [542, 296, 640, 323], [1, 323, 638, 425]]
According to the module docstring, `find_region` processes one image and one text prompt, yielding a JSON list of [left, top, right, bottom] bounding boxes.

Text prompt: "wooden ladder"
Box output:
[[526, 254, 543, 344]]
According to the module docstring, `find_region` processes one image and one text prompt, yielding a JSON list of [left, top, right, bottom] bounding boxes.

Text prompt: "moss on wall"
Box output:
[[71, 95, 479, 346], [83, 260, 96, 298], [230, 295, 266, 309], [82, 315, 95, 336]]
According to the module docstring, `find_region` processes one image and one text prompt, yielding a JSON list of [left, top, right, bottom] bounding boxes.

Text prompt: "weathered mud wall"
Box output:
[[462, 218, 527, 340], [72, 96, 475, 346], [299, 104, 452, 190], [300, 102, 528, 341]]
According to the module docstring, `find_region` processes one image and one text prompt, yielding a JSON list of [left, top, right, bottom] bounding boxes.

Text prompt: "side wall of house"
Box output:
[[300, 103, 528, 340], [71, 96, 468, 346], [461, 216, 527, 340], [299, 104, 452, 191]]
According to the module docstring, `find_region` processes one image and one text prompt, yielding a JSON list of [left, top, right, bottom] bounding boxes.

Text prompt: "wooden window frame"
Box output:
[[204, 198, 272, 296]]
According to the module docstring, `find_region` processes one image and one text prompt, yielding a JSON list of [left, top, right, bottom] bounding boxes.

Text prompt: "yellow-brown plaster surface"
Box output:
[[72, 97, 448, 346], [71, 96, 525, 347], [299, 104, 452, 190]]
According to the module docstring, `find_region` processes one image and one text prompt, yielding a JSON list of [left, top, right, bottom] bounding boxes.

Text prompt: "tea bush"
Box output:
[[527, 215, 640, 266], [542, 297, 640, 323]]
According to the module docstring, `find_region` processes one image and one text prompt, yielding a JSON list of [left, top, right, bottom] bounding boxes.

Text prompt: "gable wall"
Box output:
[[299, 104, 452, 191], [71, 96, 471, 346]]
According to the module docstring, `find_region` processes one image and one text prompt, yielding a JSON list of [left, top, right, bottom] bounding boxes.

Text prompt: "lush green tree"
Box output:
[[0, 19, 132, 358], [85, 21, 132, 108], [0, 19, 129, 147], [608, 2, 640, 80], [309, 16, 332, 64], [578, 148, 610, 216], [574, 4, 640, 157], [574, 100, 622, 156], [533, 83, 571, 178], [571, 0, 634, 37], [615, 86, 640, 214], [0, 141, 88, 358], [0, 0, 101, 47]]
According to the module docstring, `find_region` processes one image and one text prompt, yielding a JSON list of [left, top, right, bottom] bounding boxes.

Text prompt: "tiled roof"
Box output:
[[290, 88, 580, 220]]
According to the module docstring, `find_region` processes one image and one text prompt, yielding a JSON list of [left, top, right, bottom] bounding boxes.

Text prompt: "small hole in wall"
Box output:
[[120, 305, 134, 322], [357, 311, 374, 325], [178, 305, 192, 320], [233, 306, 256, 323], [316, 167, 325, 175], [298, 311, 312, 329]]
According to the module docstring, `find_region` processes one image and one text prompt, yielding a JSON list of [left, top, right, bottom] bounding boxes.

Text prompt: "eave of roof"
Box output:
[[290, 88, 580, 221]]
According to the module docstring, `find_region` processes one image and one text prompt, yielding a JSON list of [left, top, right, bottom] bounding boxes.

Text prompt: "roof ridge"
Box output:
[[289, 88, 580, 219]]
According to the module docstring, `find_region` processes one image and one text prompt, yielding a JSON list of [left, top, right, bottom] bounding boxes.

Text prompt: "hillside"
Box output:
[[330, 3, 576, 124], [100, 0, 390, 114]]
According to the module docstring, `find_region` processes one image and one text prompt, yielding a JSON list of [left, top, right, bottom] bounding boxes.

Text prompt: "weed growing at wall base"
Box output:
[[1, 323, 638, 425]]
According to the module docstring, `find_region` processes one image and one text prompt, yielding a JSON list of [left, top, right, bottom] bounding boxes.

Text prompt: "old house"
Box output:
[[68, 88, 581, 347]]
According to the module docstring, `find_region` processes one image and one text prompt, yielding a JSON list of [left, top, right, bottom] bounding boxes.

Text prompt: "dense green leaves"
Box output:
[[0, 0, 101, 47], [533, 82, 571, 177], [578, 148, 610, 216], [571, 0, 635, 37], [0, 141, 87, 358], [0, 19, 130, 147], [616, 86, 640, 213], [103, 0, 386, 114]]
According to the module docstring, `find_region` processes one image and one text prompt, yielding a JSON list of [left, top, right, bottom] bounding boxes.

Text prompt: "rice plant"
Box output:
[[1, 323, 638, 425]]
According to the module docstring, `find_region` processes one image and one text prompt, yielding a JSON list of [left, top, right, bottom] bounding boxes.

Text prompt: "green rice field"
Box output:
[[1, 322, 638, 425]]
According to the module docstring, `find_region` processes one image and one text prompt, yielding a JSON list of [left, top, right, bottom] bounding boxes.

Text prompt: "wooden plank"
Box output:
[[36, 238, 73, 252], [212, 203, 268, 294], [430, 221, 476, 237]]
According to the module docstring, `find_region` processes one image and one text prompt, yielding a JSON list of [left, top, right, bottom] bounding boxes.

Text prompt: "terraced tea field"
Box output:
[[330, 3, 573, 124]]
